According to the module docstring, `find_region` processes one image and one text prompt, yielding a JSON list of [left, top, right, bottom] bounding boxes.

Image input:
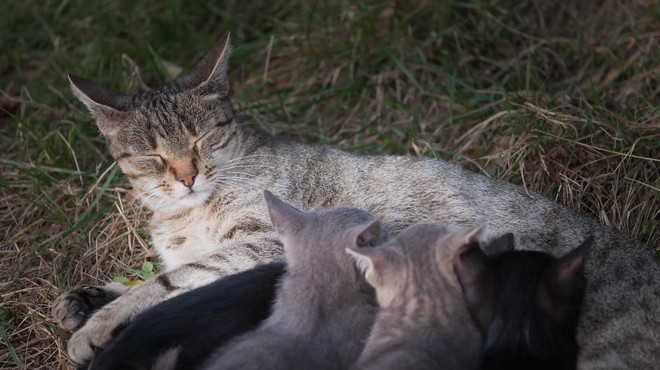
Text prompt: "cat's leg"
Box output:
[[65, 234, 282, 364], [53, 282, 128, 332]]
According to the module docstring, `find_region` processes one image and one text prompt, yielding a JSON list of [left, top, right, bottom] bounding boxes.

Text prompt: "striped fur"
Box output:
[[55, 33, 660, 368], [348, 224, 484, 370]]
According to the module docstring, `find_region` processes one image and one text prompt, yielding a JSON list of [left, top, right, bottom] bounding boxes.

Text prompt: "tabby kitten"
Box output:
[[82, 262, 285, 370], [55, 32, 660, 368], [455, 234, 591, 370], [201, 190, 384, 370], [347, 223, 484, 370]]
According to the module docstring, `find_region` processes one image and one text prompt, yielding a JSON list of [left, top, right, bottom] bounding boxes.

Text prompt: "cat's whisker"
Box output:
[[218, 163, 275, 172], [223, 154, 280, 163], [215, 173, 263, 181], [130, 185, 167, 207], [213, 178, 261, 189], [219, 172, 265, 180], [224, 160, 277, 167], [131, 193, 158, 207], [219, 162, 271, 168], [217, 155, 277, 162], [220, 170, 270, 177]]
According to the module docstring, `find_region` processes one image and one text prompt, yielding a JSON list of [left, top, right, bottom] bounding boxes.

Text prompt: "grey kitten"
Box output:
[[347, 223, 484, 370], [201, 190, 385, 370], [55, 32, 660, 368]]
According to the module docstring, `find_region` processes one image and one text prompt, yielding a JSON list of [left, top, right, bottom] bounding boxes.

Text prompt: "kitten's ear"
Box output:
[[263, 190, 306, 237], [453, 243, 494, 334], [346, 246, 401, 288], [69, 74, 131, 137], [447, 224, 487, 255], [179, 32, 232, 95], [540, 236, 592, 323], [482, 233, 515, 256], [551, 236, 592, 288], [350, 219, 387, 248]]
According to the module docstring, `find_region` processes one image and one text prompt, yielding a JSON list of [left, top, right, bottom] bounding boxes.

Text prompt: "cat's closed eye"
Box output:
[[194, 137, 206, 152], [127, 155, 167, 173], [194, 130, 217, 150], [144, 154, 165, 162]]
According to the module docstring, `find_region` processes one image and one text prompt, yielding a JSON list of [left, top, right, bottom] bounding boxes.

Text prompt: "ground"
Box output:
[[1, 1, 658, 368]]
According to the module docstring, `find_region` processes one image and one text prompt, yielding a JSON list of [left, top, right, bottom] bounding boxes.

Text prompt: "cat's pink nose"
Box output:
[[177, 174, 196, 188]]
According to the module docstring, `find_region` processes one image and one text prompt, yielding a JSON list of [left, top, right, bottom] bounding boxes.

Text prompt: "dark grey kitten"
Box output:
[[55, 32, 660, 368], [455, 234, 591, 370], [201, 190, 385, 370]]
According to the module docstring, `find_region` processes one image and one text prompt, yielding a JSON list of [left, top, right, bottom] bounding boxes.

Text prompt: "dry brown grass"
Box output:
[[1, 0, 658, 368]]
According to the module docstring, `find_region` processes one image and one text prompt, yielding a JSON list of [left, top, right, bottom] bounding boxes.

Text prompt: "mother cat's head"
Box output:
[[69, 33, 238, 213]]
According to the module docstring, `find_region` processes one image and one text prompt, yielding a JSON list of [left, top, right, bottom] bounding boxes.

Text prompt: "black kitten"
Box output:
[[82, 262, 285, 370], [455, 234, 591, 370]]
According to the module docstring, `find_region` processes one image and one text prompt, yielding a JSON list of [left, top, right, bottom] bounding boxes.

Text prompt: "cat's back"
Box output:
[[291, 145, 647, 257]]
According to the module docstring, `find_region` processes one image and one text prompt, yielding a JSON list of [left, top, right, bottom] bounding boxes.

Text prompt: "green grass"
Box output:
[[1, 0, 658, 368]]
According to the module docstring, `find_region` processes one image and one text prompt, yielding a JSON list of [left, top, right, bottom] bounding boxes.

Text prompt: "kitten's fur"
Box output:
[[55, 33, 660, 368], [347, 223, 484, 370], [201, 190, 384, 370], [81, 262, 285, 370], [455, 234, 591, 370]]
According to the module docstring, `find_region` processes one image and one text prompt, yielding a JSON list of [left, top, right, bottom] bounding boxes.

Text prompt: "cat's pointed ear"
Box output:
[[346, 246, 401, 288], [482, 233, 515, 256], [539, 236, 592, 323], [263, 190, 306, 237], [179, 32, 232, 95], [350, 219, 388, 248], [69, 74, 131, 137], [453, 242, 494, 334], [551, 236, 592, 288], [447, 224, 487, 255]]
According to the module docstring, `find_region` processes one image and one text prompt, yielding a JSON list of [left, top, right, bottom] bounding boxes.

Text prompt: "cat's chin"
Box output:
[[177, 190, 212, 208], [144, 190, 212, 215]]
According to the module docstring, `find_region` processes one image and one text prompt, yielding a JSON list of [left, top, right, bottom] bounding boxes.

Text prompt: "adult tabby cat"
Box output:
[[54, 32, 660, 368]]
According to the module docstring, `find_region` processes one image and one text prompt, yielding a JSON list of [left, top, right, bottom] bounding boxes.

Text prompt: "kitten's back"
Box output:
[[203, 191, 384, 370], [84, 262, 285, 370], [348, 224, 485, 370]]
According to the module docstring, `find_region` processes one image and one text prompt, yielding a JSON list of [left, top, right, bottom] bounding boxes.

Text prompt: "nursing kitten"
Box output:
[[347, 223, 484, 370], [55, 32, 660, 368], [455, 234, 591, 370], [81, 262, 285, 370], [201, 190, 384, 370]]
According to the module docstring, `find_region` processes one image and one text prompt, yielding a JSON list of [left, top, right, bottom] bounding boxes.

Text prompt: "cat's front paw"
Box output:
[[52, 284, 123, 332], [66, 310, 117, 364]]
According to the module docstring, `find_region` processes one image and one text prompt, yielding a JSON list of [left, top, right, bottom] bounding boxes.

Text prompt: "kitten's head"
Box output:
[[454, 235, 591, 367], [70, 33, 240, 214], [346, 223, 486, 308], [263, 190, 388, 281]]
